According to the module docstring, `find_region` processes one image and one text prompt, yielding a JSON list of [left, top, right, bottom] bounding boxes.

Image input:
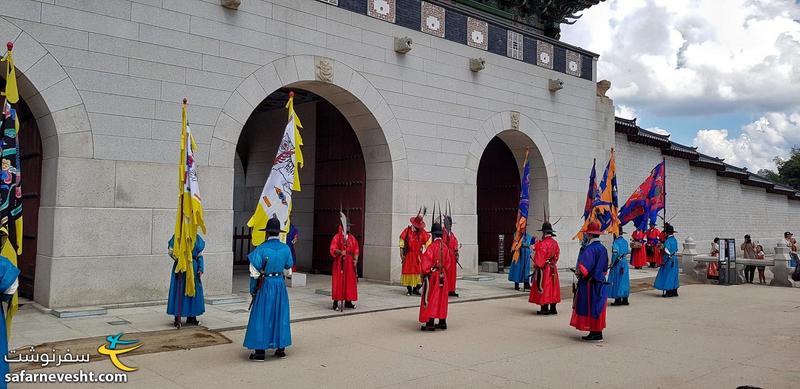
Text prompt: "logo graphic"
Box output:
[[97, 333, 142, 372]]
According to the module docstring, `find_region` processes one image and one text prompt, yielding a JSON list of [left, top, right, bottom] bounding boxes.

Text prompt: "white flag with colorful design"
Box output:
[[247, 92, 304, 245]]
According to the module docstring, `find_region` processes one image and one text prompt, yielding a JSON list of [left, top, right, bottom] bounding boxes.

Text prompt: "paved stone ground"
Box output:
[[9, 268, 660, 350], [12, 283, 800, 389]]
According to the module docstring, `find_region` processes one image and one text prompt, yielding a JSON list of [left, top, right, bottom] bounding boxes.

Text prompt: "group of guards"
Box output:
[[163, 212, 681, 360]]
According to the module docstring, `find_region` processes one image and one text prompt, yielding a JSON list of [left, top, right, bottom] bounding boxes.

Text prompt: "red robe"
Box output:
[[647, 227, 663, 266], [330, 229, 359, 302], [445, 231, 459, 293], [418, 238, 453, 322], [400, 226, 430, 286], [630, 230, 648, 268], [529, 235, 561, 305]]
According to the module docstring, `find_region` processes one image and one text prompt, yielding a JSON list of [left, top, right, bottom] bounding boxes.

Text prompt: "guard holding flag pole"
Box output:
[[329, 211, 359, 310], [244, 216, 293, 361], [169, 98, 207, 329], [570, 220, 609, 341]]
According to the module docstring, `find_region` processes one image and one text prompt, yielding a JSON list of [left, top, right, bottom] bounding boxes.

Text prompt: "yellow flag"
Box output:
[[172, 100, 206, 297], [247, 92, 303, 245], [1, 42, 20, 338]]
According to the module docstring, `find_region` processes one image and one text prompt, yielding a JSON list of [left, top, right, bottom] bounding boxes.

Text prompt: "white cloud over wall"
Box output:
[[562, 0, 800, 171]]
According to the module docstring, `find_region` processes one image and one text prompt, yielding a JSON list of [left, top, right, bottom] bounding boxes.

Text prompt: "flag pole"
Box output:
[[662, 156, 666, 228]]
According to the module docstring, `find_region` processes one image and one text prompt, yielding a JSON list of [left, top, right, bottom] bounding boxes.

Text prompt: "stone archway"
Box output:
[[1, 17, 93, 305], [210, 55, 407, 282], [467, 111, 556, 264]]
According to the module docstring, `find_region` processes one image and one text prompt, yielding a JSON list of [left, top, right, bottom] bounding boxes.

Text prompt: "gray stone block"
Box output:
[[206, 295, 247, 305], [287, 273, 307, 288], [50, 306, 107, 318], [42, 3, 139, 40], [480, 262, 499, 273], [54, 157, 116, 207]]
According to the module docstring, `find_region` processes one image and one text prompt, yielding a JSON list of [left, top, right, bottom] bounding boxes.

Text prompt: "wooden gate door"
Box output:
[[16, 99, 42, 298], [477, 137, 520, 267], [312, 101, 366, 276]]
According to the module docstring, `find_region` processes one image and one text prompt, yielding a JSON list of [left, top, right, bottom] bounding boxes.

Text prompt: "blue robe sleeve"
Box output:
[[194, 236, 206, 273], [577, 245, 596, 277], [0, 257, 20, 293], [284, 246, 294, 269]]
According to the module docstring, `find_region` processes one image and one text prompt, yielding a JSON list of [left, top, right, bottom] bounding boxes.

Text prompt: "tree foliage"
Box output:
[[759, 147, 800, 189]]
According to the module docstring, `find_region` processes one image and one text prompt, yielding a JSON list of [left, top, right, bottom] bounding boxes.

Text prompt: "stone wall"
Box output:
[[615, 133, 800, 253], [1, 0, 610, 307]]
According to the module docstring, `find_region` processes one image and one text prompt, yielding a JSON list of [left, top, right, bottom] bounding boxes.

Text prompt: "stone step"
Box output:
[[206, 295, 248, 305], [50, 306, 107, 318]]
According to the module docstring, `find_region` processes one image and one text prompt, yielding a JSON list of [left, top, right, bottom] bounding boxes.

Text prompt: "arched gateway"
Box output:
[[467, 111, 556, 267], [211, 55, 408, 282]]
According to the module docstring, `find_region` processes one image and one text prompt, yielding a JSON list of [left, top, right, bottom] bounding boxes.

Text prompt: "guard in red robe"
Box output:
[[444, 215, 460, 297], [570, 221, 609, 341], [529, 222, 561, 315], [419, 222, 453, 331], [646, 222, 663, 267], [399, 214, 430, 296], [630, 229, 648, 269], [329, 225, 359, 310]]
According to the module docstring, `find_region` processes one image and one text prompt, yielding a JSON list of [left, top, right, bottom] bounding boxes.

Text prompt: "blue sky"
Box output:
[[561, 0, 800, 171]]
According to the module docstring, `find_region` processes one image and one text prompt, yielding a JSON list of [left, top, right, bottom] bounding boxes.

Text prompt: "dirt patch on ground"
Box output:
[[8, 327, 231, 372]]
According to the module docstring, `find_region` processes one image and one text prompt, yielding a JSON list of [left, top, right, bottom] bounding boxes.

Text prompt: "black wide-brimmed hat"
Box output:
[[430, 222, 443, 237], [538, 222, 556, 235], [664, 224, 676, 234], [260, 217, 282, 234]]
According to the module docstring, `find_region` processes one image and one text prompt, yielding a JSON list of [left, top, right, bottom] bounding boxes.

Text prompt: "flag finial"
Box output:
[[6, 42, 12, 51], [289, 90, 294, 98]]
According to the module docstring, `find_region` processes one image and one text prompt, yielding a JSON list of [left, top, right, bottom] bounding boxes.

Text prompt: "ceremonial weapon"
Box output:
[[248, 255, 269, 311]]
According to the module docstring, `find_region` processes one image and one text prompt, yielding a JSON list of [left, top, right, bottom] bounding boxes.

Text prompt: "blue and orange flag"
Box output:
[[619, 159, 666, 231], [510, 148, 530, 262], [574, 149, 620, 239]]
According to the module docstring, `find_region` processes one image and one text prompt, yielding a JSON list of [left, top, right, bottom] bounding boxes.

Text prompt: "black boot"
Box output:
[[435, 319, 447, 330], [514, 283, 520, 291], [249, 349, 266, 361], [536, 305, 550, 315], [173, 316, 181, 329], [274, 348, 286, 358], [581, 331, 603, 341], [186, 316, 200, 326], [448, 291, 459, 297], [523, 282, 531, 291], [412, 285, 422, 296], [610, 298, 620, 306], [548, 304, 558, 315], [332, 301, 339, 310], [406, 286, 413, 296], [421, 319, 435, 331], [345, 301, 356, 309], [672, 289, 679, 297], [621, 297, 629, 305]]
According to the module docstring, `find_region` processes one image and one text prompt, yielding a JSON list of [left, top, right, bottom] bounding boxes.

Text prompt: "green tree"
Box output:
[[775, 147, 800, 188]]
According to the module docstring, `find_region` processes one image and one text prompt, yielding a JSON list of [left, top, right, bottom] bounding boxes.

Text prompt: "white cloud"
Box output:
[[647, 127, 671, 136], [562, 0, 800, 115], [614, 104, 637, 119], [693, 112, 800, 171]]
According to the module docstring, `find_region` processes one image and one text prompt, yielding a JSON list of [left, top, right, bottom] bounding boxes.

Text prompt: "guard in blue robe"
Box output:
[[244, 217, 293, 360], [608, 229, 630, 306], [653, 224, 680, 297], [570, 221, 608, 341], [0, 252, 20, 389], [508, 233, 533, 290], [167, 235, 205, 327]]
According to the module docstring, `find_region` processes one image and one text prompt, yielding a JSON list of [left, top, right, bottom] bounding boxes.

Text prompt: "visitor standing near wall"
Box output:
[[785, 232, 798, 268], [654, 224, 680, 297], [741, 235, 757, 284], [755, 245, 766, 284], [708, 238, 720, 280]]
